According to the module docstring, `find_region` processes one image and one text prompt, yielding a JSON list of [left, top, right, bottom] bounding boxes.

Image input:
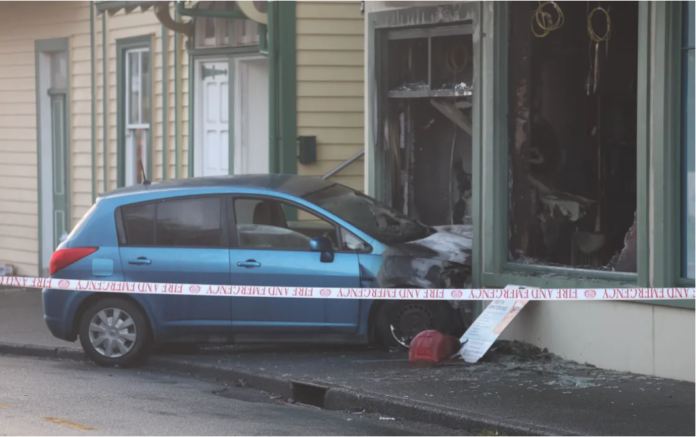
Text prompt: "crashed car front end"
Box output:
[[375, 224, 474, 325]]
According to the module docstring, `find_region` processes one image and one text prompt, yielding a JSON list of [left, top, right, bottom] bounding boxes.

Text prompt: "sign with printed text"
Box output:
[[459, 286, 529, 363]]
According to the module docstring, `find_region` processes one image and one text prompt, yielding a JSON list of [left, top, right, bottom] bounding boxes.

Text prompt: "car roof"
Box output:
[[100, 174, 339, 200]]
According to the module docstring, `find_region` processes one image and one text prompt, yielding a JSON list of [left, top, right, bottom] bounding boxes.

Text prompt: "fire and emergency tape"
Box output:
[[0, 276, 694, 301]]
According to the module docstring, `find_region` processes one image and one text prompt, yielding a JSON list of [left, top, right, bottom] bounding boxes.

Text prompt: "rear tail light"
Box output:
[[49, 247, 98, 276]]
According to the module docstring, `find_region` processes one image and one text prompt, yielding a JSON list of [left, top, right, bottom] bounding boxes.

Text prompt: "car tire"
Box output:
[[375, 301, 455, 350], [78, 298, 149, 367]]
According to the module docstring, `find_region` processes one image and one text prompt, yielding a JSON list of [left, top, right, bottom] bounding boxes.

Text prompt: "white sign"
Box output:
[[459, 286, 529, 363]]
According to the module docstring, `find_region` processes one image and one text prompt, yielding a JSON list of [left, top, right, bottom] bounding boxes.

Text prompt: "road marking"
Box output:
[[44, 417, 96, 431], [0, 404, 12, 408]]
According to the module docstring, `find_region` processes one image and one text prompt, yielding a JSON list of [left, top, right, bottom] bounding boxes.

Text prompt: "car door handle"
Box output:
[[237, 260, 261, 268], [128, 257, 152, 266]]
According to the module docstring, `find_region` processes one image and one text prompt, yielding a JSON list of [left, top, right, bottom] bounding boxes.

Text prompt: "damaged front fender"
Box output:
[[375, 224, 473, 311]]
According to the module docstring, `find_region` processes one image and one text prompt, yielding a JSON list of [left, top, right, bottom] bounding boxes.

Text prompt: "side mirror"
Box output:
[[309, 236, 334, 263]]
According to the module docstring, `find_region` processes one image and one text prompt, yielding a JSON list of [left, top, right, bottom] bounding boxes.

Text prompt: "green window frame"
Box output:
[[478, 2, 693, 310], [680, 1, 695, 283], [116, 35, 153, 188], [482, 2, 642, 287], [35, 37, 72, 275]]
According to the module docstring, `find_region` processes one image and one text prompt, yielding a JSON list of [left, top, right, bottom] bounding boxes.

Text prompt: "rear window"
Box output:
[[123, 203, 155, 246], [119, 196, 224, 248], [156, 197, 222, 247]]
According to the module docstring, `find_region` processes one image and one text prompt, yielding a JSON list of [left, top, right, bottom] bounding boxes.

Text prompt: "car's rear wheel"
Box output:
[[375, 301, 455, 350], [78, 298, 149, 367]]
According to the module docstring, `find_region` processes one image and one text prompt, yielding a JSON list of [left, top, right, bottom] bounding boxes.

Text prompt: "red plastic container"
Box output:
[[409, 330, 461, 363]]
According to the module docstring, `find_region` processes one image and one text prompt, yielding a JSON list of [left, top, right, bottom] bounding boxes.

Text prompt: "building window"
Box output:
[[682, 1, 695, 280], [507, 2, 639, 273], [124, 47, 150, 186], [194, 1, 261, 49]]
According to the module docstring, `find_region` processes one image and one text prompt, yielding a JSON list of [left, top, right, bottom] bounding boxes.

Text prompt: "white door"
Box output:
[[195, 60, 229, 177], [235, 57, 269, 175]]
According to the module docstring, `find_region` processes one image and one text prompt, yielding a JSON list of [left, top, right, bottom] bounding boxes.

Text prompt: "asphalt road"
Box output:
[[0, 355, 465, 436]]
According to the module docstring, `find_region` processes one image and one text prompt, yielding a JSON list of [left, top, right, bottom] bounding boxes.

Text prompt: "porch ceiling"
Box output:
[[95, 1, 199, 16]]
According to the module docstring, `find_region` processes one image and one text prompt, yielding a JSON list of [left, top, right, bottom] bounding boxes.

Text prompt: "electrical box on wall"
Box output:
[[298, 136, 317, 164]]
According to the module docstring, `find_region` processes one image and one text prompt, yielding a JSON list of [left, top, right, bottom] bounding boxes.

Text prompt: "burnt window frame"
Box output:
[[115, 194, 229, 249]]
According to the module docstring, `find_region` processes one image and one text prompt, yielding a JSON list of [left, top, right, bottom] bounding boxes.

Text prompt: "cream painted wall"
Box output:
[[0, 3, 190, 276], [0, 1, 92, 276], [96, 6, 189, 197], [500, 301, 696, 382], [296, 1, 365, 192]]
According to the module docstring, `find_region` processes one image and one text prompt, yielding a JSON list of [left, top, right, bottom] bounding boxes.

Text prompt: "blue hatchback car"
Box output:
[[43, 175, 473, 367]]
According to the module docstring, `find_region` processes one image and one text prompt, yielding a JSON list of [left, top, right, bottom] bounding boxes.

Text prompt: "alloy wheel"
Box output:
[[88, 308, 137, 358]]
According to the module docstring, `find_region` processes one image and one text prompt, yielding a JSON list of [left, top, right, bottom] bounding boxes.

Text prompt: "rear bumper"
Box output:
[[42, 288, 92, 342]]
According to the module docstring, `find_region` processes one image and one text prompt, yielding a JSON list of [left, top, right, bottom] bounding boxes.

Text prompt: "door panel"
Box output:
[[120, 247, 231, 339], [118, 196, 232, 342], [50, 93, 69, 247], [229, 250, 361, 334], [235, 57, 269, 174], [198, 61, 229, 176], [228, 196, 361, 335]]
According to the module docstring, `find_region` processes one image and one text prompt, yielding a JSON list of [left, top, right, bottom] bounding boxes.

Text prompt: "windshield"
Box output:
[[302, 184, 432, 245]]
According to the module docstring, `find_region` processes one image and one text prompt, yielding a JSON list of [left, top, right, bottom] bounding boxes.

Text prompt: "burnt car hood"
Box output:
[[375, 224, 473, 291], [392, 224, 473, 266]]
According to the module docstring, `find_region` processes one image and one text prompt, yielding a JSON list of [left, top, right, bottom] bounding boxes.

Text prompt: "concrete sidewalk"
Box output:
[[1, 288, 694, 436]]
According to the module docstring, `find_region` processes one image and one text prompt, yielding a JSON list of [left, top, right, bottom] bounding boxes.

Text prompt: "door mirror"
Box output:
[[309, 236, 334, 263]]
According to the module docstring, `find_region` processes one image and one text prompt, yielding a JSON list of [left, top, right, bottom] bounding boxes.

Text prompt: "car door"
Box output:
[[228, 195, 361, 336], [118, 195, 232, 342]]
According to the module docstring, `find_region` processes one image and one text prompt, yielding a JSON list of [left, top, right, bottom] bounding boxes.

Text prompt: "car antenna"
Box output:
[[139, 159, 151, 186]]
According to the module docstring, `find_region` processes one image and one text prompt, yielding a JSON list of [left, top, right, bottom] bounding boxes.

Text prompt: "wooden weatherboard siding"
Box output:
[[296, 1, 365, 191], [0, 3, 189, 276], [0, 2, 91, 276], [97, 6, 189, 194]]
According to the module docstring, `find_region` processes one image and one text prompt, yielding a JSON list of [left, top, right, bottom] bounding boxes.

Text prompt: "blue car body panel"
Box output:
[[42, 175, 471, 345]]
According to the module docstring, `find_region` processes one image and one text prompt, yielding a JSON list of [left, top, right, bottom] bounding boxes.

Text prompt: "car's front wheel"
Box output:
[[375, 301, 455, 350], [78, 298, 149, 367]]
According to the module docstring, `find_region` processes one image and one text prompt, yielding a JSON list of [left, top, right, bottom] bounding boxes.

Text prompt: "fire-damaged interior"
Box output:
[[379, 24, 475, 227], [375, 2, 639, 275], [508, 1, 638, 272]]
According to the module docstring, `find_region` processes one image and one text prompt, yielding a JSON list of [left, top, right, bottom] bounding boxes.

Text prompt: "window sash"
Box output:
[[125, 47, 150, 128]]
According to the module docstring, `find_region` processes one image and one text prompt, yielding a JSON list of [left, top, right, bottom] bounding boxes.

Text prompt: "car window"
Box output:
[[123, 203, 155, 246], [156, 197, 223, 247], [120, 197, 223, 247], [302, 183, 433, 245], [233, 198, 339, 251], [341, 228, 371, 253]]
